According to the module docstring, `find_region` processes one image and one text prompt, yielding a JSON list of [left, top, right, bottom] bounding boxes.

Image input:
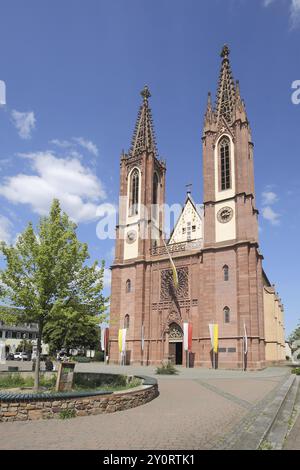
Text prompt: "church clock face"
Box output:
[[217, 206, 233, 224], [126, 230, 137, 244]]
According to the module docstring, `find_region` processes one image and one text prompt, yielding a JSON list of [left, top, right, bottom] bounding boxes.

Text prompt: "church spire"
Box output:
[[216, 45, 236, 124], [129, 85, 158, 157]]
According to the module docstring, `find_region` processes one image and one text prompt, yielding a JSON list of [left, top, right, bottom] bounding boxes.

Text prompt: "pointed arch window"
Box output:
[[126, 279, 131, 293], [219, 137, 231, 190], [124, 314, 130, 329], [224, 307, 230, 324], [223, 265, 229, 281], [129, 169, 139, 216]]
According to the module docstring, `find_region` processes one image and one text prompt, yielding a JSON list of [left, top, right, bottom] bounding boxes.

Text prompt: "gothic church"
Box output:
[[109, 46, 285, 369]]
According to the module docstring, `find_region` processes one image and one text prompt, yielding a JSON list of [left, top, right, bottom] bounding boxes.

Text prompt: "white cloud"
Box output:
[[11, 110, 36, 139], [290, 0, 300, 28], [0, 151, 106, 223], [49, 139, 73, 149], [103, 268, 111, 289], [263, 0, 300, 29], [0, 215, 12, 243], [50, 137, 99, 157], [73, 138, 99, 157], [262, 191, 278, 205], [262, 206, 281, 225]]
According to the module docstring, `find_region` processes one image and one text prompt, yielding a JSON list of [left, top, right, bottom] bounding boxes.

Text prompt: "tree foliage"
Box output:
[[16, 339, 33, 353], [0, 199, 108, 388], [289, 322, 300, 344]]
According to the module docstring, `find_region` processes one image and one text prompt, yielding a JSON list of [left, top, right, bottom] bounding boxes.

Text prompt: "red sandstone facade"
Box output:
[[109, 46, 279, 369]]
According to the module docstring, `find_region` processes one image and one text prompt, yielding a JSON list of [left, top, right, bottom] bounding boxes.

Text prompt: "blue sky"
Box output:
[[0, 0, 299, 335]]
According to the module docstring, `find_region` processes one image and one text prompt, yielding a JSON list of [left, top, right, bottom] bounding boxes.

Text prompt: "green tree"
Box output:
[[0, 199, 108, 390], [16, 339, 33, 354], [289, 322, 300, 344], [43, 306, 102, 354]]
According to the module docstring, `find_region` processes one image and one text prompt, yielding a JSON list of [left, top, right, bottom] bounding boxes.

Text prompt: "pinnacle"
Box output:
[[129, 86, 158, 158]]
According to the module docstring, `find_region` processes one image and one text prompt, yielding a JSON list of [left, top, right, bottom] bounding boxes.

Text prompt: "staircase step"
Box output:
[[228, 374, 296, 450], [263, 376, 299, 449]]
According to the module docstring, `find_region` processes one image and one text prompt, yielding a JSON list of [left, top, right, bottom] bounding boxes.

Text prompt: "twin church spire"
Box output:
[[127, 45, 248, 155]]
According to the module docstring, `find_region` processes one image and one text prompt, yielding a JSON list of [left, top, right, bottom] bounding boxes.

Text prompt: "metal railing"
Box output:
[[150, 239, 203, 256]]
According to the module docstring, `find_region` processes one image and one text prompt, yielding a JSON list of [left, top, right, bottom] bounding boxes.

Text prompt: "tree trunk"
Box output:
[[34, 324, 42, 391]]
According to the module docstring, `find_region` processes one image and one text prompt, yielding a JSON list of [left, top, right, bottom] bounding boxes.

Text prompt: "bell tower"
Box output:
[[110, 86, 166, 364], [114, 85, 166, 264], [201, 46, 265, 369], [203, 45, 258, 246]]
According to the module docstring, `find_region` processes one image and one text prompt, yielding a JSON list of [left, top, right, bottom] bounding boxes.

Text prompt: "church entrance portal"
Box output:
[[168, 323, 183, 365]]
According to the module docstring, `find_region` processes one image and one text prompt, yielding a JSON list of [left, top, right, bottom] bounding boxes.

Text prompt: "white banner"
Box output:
[[100, 328, 105, 351], [183, 322, 189, 351], [208, 324, 214, 349]]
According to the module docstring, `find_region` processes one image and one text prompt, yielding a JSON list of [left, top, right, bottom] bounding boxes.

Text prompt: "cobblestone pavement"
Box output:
[[0, 364, 289, 450]]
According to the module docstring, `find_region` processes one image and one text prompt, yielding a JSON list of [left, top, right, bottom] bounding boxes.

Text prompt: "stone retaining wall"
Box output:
[[0, 377, 158, 422]]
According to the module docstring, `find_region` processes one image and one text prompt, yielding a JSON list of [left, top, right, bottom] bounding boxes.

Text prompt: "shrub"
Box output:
[[72, 356, 90, 363], [155, 362, 179, 375], [45, 359, 54, 371], [59, 409, 76, 419], [92, 351, 104, 362], [291, 368, 300, 375], [39, 374, 56, 389]]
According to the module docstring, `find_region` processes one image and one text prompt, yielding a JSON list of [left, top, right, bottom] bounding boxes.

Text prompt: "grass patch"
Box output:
[[39, 374, 57, 389], [156, 362, 179, 375], [0, 373, 57, 391], [0, 373, 34, 389], [73, 377, 142, 393], [258, 440, 273, 450], [59, 409, 76, 419]]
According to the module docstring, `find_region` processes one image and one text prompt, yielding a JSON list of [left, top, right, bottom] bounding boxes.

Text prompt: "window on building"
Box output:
[[129, 169, 139, 216], [124, 314, 130, 329], [224, 307, 230, 323], [186, 222, 191, 240], [126, 279, 131, 293], [223, 265, 229, 281], [220, 137, 231, 190], [182, 227, 186, 234], [192, 225, 196, 232]]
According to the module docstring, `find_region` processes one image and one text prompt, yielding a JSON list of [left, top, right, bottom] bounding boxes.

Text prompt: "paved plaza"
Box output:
[[0, 363, 291, 450]]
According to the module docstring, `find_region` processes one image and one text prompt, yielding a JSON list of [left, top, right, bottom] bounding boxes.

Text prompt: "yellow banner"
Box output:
[[213, 324, 218, 353], [162, 239, 178, 289], [118, 329, 123, 353]]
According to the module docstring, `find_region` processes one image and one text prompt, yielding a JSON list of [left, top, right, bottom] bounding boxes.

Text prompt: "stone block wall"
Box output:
[[0, 383, 158, 422]]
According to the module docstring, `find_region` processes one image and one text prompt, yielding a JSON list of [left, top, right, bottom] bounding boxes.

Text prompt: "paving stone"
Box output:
[[0, 364, 289, 450]]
